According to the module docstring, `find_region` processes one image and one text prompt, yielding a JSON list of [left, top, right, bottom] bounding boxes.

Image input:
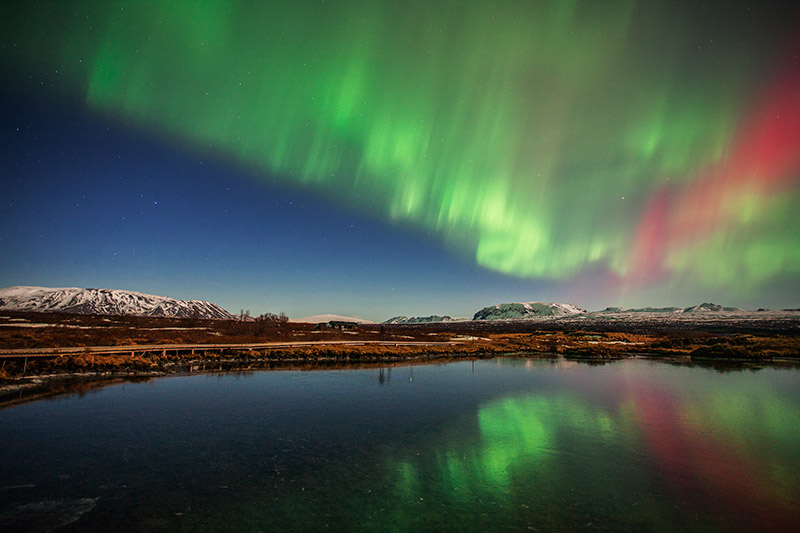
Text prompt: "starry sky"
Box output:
[[1, 0, 798, 320]]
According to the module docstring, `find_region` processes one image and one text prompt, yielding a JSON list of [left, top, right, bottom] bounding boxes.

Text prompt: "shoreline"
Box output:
[[0, 352, 502, 406], [2, 311, 798, 406], [3, 347, 799, 408]]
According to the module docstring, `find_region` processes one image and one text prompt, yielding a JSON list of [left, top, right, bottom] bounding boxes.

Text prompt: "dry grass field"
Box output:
[[1, 311, 798, 384]]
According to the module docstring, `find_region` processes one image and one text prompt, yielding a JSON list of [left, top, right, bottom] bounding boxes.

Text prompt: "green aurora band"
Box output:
[[3, 1, 798, 300]]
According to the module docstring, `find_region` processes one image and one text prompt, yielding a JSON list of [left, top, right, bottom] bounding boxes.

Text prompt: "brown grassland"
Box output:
[[1, 311, 799, 389]]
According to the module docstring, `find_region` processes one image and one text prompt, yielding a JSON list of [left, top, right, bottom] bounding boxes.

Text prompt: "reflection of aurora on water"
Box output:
[[389, 395, 630, 514], [387, 382, 800, 530], [1, 359, 798, 530], [474, 396, 615, 489]]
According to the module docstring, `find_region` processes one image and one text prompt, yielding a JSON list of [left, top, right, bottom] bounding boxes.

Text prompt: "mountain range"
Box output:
[[0, 286, 234, 319], [0, 286, 761, 322], [597, 303, 742, 314]]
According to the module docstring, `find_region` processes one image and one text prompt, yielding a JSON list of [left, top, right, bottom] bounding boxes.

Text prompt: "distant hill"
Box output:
[[595, 303, 742, 314], [596, 306, 681, 313], [682, 302, 742, 313], [0, 286, 234, 319], [383, 315, 465, 324], [473, 302, 585, 320], [290, 314, 376, 324]]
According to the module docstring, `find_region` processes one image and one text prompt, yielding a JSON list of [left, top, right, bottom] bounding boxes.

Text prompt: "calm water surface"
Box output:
[[1, 357, 798, 532]]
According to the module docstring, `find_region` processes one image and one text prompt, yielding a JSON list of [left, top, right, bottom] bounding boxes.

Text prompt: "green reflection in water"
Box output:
[[386, 393, 636, 530], [476, 396, 608, 489], [3, 361, 798, 531], [384, 378, 800, 531]]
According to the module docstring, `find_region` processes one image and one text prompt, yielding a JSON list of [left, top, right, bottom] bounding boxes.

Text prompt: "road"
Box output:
[[0, 340, 462, 359]]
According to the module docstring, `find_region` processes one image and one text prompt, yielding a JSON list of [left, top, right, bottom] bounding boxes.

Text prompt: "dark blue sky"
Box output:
[[0, 87, 561, 320], [3, 1, 797, 318]]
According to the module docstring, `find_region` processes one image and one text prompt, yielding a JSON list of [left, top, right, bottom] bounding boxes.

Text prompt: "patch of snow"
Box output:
[[451, 335, 489, 341]]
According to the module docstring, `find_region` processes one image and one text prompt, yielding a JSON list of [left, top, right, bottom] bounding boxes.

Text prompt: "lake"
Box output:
[[1, 357, 798, 532]]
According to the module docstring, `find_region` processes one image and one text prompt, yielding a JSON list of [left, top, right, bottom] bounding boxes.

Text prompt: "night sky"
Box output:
[[1, 1, 798, 320]]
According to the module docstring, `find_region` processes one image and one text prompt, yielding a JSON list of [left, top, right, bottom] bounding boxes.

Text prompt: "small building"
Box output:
[[315, 321, 359, 331]]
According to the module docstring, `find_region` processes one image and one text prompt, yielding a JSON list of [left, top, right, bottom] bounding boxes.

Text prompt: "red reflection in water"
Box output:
[[627, 383, 800, 530]]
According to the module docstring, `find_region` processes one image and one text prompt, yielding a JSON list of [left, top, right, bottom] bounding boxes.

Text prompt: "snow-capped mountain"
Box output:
[[383, 315, 464, 324], [0, 286, 235, 319], [473, 302, 586, 320]]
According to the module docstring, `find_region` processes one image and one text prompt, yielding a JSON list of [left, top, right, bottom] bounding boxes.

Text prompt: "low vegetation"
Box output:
[[0, 311, 798, 383]]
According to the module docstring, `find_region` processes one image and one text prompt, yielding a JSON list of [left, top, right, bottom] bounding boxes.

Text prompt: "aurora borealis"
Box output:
[[381, 359, 800, 530], [1, 0, 798, 316]]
